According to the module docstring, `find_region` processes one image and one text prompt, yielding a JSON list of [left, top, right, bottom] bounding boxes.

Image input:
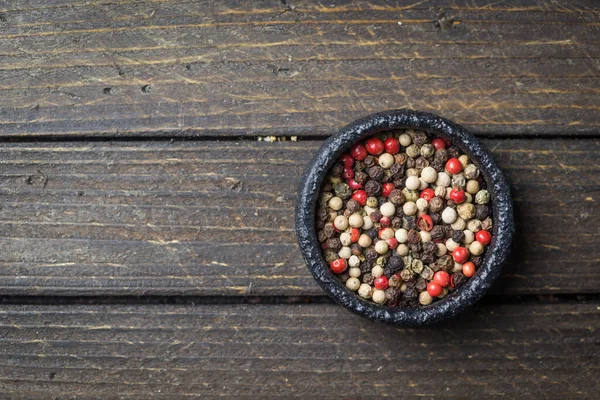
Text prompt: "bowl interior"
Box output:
[[295, 109, 513, 326]]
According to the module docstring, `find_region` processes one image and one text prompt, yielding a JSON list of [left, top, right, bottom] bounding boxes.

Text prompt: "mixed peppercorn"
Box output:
[[316, 130, 493, 307]]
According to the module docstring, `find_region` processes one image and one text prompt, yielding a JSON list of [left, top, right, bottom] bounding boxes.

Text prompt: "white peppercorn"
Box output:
[[346, 277, 361, 291], [328, 196, 343, 211], [442, 207, 458, 224], [338, 246, 352, 259], [435, 185, 447, 198], [451, 217, 466, 231], [397, 244, 409, 256], [349, 255, 361, 268], [466, 180, 480, 194], [403, 201, 418, 216], [340, 232, 352, 246], [416, 198, 429, 212], [348, 213, 364, 228], [458, 155, 469, 168], [420, 231, 431, 243], [463, 230, 475, 244], [372, 289, 386, 304], [379, 227, 395, 240], [406, 168, 419, 177], [405, 175, 420, 190], [399, 133, 412, 146], [358, 283, 372, 299], [453, 262, 462, 273], [465, 192, 473, 203], [372, 265, 384, 278], [334, 215, 349, 231], [374, 240, 389, 255], [436, 172, 451, 188], [475, 189, 490, 204], [467, 219, 482, 232], [420, 166, 437, 183], [379, 153, 395, 169], [362, 216, 374, 230], [380, 202, 396, 217], [445, 238, 459, 252], [358, 234, 372, 248], [418, 178, 428, 191], [395, 228, 408, 243], [419, 291, 433, 305], [349, 267, 361, 278], [470, 240, 484, 256], [436, 243, 448, 256]]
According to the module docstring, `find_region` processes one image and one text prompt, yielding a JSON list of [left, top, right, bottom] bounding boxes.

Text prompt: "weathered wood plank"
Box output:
[[0, 138, 597, 296], [0, 303, 597, 399], [0, 0, 598, 137]]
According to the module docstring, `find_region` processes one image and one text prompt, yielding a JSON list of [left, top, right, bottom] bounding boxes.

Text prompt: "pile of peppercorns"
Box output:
[[316, 130, 493, 307]]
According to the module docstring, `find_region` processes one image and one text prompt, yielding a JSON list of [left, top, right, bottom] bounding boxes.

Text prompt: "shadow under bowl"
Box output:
[[295, 109, 514, 326]]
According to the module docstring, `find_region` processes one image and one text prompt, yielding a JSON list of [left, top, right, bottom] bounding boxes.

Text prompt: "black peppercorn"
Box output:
[[316, 219, 325, 230], [354, 161, 366, 171], [317, 207, 329, 221], [318, 230, 328, 243], [394, 153, 408, 165], [447, 146, 460, 159], [430, 160, 444, 172], [365, 247, 378, 261], [430, 212, 442, 225], [452, 271, 467, 288], [413, 132, 427, 146], [363, 155, 375, 167], [384, 256, 404, 277], [421, 253, 436, 264], [429, 196, 445, 213], [362, 273, 374, 285], [322, 182, 332, 192], [409, 242, 423, 255], [437, 255, 454, 271], [423, 241, 437, 254], [403, 215, 416, 230], [452, 230, 465, 243], [475, 204, 490, 220], [388, 189, 405, 206], [407, 229, 421, 244], [430, 225, 445, 240], [346, 199, 360, 214], [391, 217, 402, 229], [403, 286, 418, 300], [323, 224, 335, 238], [415, 156, 430, 170], [354, 171, 368, 184], [370, 210, 383, 223], [330, 163, 343, 177], [351, 244, 362, 256], [367, 166, 384, 180], [360, 261, 371, 274], [416, 278, 428, 291], [364, 180, 382, 196], [390, 163, 405, 178], [367, 228, 378, 239], [385, 287, 402, 303], [325, 238, 342, 251], [406, 157, 416, 169], [434, 148, 448, 163]]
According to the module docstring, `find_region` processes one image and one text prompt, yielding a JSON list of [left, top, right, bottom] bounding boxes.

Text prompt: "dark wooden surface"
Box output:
[[0, 0, 599, 398]]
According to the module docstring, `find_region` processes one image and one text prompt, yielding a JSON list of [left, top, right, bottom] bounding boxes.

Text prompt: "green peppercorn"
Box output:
[[420, 144, 435, 158], [401, 187, 419, 203], [411, 259, 424, 274], [406, 144, 420, 158], [323, 250, 338, 262], [475, 189, 491, 204], [334, 182, 352, 199], [457, 202, 476, 220], [464, 164, 480, 180], [451, 173, 466, 190]]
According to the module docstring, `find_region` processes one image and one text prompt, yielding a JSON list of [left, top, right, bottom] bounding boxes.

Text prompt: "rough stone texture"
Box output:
[[296, 109, 514, 326]]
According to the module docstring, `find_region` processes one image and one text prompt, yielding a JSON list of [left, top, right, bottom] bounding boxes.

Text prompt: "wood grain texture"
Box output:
[[0, 138, 597, 296], [0, 0, 599, 137], [0, 303, 598, 399]]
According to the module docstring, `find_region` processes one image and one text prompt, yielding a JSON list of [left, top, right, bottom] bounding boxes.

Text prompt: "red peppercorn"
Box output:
[[462, 261, 476, 277], [431, 138, 446, 150], [387, 237, 399, 249], [427, 282, 443, 297], [380, 216, 391, 227], [419, 188, 436, 202], [374, 276, 389, 290], [445, 158, 463, 174], [452, 247, 469, 264], [342, 167, 354, 180], [475, 230, 492, 246], [340, 153, 354, 168], [365, 138, 384, 156], [347, 178, 363, 190], [330, 258, 347, 274], [351, 190, 367, 206], [443, 138, 452, 147], [417, 215, 433, 232], [449, 188, 466, 203], [449, 273, 456, 288], [350, 143, 368, 161], [382, 182, 395, 197], [433, 271, 450, 287], [350, 228, 360, 243], [383, 137, 400, 155]]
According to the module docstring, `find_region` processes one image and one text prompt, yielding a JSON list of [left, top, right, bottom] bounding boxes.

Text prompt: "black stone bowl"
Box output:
[[295, 109, 514, 326]]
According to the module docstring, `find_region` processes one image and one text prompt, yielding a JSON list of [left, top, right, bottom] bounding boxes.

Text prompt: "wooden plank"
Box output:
[[0, 138, 597, 296], [0, 303, 598, 399], [0, 1, 598, 137]]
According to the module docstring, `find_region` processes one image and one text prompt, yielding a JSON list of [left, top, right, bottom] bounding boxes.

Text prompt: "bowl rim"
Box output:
[[295, 109, 514, 326]]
